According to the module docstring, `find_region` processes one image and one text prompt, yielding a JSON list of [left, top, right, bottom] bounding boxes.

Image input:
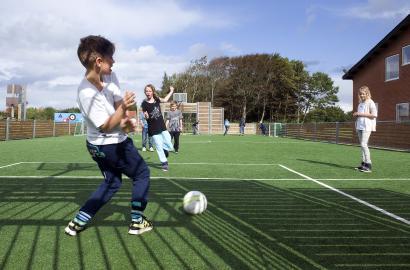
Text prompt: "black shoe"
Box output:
[[161, 162, 169, 171], [354, 162, 365, 170], [359, 163, 372, 173]]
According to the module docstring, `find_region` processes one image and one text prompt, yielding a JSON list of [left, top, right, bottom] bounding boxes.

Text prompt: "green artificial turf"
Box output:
[[0, 134, 409, 269]]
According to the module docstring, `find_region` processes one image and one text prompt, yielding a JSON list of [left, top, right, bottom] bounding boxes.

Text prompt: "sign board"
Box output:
[[54, 113, 83, 123]]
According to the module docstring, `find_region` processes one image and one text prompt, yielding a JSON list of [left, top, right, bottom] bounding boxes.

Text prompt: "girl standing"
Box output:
[[141, 85, 174, 171], [353, 85, 377, 173]]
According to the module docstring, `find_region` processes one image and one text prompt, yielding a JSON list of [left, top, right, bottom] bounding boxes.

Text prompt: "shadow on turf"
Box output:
[[297, 158, 354, 169], [1, 177, 410, 269]]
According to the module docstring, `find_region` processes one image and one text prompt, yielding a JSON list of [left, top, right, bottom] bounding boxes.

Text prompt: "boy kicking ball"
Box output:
[[65, 35, 153, 236]]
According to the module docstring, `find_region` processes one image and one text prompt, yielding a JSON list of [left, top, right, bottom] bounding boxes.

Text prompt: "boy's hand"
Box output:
[[169, 86, 174, 92], [144, 111, 149, 119], [122, 91, 136, 110], [121, 117, 137, 133]]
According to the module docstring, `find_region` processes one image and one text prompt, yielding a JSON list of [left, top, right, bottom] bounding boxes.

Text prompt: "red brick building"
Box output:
[[343, 15, 410, 121]]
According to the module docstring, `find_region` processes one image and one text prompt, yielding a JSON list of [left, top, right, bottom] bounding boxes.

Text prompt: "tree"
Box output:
[[160, 72, 172, 96], [305, 106, 348, 122], [300, 72, 339, 123]]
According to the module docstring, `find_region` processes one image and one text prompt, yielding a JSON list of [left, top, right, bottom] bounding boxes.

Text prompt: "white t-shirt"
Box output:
[[77, 72, 127, 145], [355, 99, 377, 132]]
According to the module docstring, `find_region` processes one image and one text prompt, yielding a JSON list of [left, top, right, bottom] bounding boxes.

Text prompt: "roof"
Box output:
[[343, 14, 410, 80]]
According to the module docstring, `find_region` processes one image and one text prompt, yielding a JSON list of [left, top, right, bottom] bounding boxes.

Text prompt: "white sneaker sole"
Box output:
[[128, 226, 153, 235], [64, 226, 77, 236]]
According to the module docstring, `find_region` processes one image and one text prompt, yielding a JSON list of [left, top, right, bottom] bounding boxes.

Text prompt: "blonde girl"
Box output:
[[141, 84, 174, 171], [353, 85, 377, 172]]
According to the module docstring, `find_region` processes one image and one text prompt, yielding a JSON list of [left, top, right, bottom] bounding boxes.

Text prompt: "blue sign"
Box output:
[[54, 113, 83, 123]]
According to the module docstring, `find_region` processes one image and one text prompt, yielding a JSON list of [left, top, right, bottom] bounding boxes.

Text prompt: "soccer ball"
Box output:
[[183, 191, 207, 215]]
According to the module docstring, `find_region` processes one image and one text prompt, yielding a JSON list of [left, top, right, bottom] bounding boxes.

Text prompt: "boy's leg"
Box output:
[[148, 136, 154, 150], [121, 138, 153, 234], [142, 128, 148, 148], [65, 142, 123, 236], [174, 132, 180, 152], [120, 138, 153, 234]]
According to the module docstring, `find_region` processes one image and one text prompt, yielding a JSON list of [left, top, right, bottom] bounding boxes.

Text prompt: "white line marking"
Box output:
[[13, 161, 280, 166], [0, 175, 295, 180], [1, 175, 410, 181], [0, 162, 23, 169], [279, 164, 410, 226]]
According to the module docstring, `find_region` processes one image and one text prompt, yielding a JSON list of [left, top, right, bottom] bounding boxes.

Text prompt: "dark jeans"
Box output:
[[141, 127, 153, 148], [81, 138, 150, 217], [169, 130, 181, 152], [224, 126, 229, 135]]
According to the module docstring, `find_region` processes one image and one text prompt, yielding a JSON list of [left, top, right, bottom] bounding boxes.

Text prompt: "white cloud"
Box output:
[[332, 74, 353, 112], [343, 0, 410, 20], [0, 0, 233, 111]]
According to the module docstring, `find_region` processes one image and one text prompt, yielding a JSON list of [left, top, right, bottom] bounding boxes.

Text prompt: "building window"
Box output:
[[385, 54, 399, 81], [396, 103, 409, 122], [403, 45, 410, 65]]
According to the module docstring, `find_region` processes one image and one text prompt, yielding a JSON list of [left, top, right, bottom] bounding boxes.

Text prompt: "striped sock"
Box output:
[[131, 210, 143, 223], [74, 211, 91, 226]]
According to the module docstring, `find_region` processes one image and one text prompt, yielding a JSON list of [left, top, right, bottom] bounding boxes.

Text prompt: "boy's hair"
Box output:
[[358, 85, 371, 102], [170, 100, 177, 106], [77, 35, 115, 69]]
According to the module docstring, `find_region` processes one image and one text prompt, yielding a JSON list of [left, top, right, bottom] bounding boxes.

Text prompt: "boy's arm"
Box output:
[[99, 91, 135, 132], [159, 86, 174, 102], [179, 119, 183, 131]]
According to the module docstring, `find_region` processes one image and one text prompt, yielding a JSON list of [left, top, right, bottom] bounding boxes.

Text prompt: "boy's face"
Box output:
[[97, 55, 115, 75], [170, 104, 177, 111]]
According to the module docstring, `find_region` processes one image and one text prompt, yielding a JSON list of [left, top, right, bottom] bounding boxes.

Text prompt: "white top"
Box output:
[[77, 72, 127, 145], [355, 99, 377, 132]]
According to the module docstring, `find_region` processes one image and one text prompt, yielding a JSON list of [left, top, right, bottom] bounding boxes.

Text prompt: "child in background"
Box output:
[[166, 101, 183, 153], [223, 119, 230, 136], [192, 121, 199, 135], [353, 85, 377, 173], [239, 117, 246, 135], [139, 111, 154, 152], [65, 35, 152, 237], [141, 85, 174, 171]]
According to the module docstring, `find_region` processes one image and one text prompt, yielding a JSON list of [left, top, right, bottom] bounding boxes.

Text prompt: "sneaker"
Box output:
[[64, 220, 85, 236], [142, 147, 147, 152], [354, 162, 365, 170], [161, 162, 168, 171], [359, 166, 372, 173], [175, 151, 178, 154], [128, 216, 153, 235], [149, 147, 154, 152]]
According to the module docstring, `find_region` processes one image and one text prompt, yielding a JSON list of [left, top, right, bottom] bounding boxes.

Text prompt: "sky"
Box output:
[[0, 0, 409, 112]]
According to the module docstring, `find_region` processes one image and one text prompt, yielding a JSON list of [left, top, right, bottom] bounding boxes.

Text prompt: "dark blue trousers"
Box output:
[[80, 137, 150, 217]]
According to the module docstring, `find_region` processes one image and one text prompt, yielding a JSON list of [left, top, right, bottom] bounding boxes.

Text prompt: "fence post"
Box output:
[[5, 117, 10, 141], [68, 122, 71, 135], [53, 121, 56, 137], [314, 122, 317, 141], [335, 122, 339, 144], [33, 119, 36, 139]]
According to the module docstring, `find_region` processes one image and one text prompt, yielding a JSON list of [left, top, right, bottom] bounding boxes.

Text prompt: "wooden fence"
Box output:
[[282, 121, 410, 151], [0, 119, 77, 141]]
